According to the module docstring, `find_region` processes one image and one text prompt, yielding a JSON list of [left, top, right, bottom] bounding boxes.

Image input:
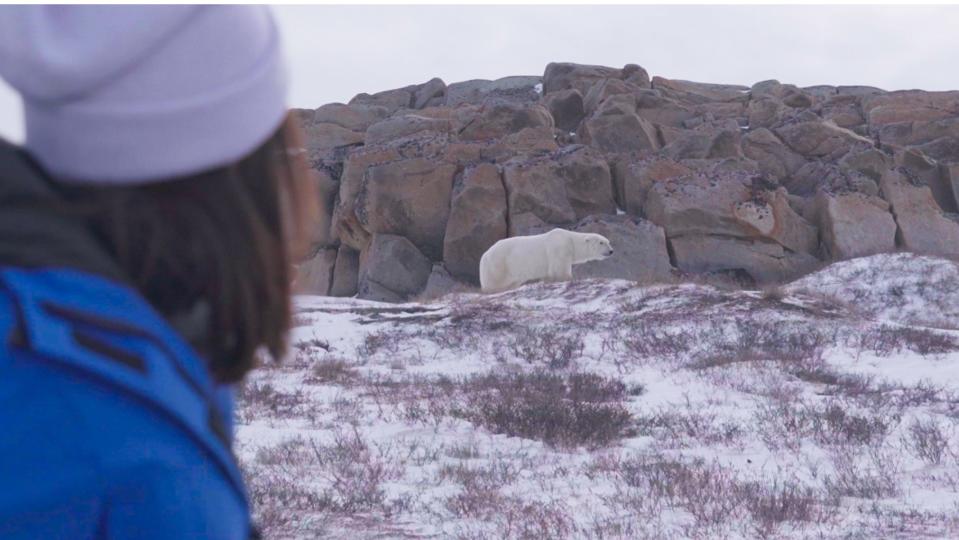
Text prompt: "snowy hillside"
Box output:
[[238, 253, 959, 539]]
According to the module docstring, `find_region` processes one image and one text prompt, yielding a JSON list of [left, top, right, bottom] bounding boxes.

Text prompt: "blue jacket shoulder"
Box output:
[[0, 268, 251, 540]]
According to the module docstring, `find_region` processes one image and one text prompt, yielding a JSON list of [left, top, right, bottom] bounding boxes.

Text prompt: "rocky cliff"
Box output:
[[293, 62, 959, 301]]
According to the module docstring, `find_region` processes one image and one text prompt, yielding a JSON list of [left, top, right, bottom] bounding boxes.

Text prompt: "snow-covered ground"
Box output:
[[237, 253, 959, 539]]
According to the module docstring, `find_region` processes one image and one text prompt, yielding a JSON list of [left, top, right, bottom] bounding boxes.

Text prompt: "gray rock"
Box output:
[[543, 62, 622, 95], [294, 248, 338, 295], [670, 235, 820, 284], [880, 170, 959, 258], [579, 94, 660, 153], [307, 168, 340, 249], [455, 101, 554, 141], [312, 103, 390, 132], [445, 76, 541, 106], [775, 120, 873, 159], [420, 264, 471, 300], [444, 163, 508, 284], [613, 157, 693, 216], [413, 78, 446, 109], [814, 191, 896, 260], [365, 114, 450, 145], [360, 157, 457, 259], [358, 234, 432, 301], [330, 245, 359, 297], [570, 215, 673, 283], [543, 88, 585, 132], [742, 128, 806, 182]]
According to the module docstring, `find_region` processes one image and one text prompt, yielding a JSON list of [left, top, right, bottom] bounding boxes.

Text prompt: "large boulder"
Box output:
[[894, 148, 958, 213], [876, 117, 959, 149], [670, 235, 820, 284], [502, 147, 616, 235], [294, 248, 338, 295], [582, 78, 640, 116], [862, 90, 959, 127], [838, 148, 891, 182], [660, 127, 743, 161], [413, 78, 447, 109], [330, 245, 360, 297], [349, 78, 448, 113], [742, 128, 806, 182], [307, 168, 340, 249], [557, 147, 616, 218], [645, 165, 817, 253], [644, 167, 758, 238], [420, 264, 471, 300], [786, 161, 879, 197], [750, 80, 814, 108], [349, 88, 414, 113], [503, 157, 576, 234], [443, 163, 508, 283], [880, 170, 959, 258], [454, 101, 553, 141], [818, 94, 866, 129], [365, 114, 451, 145], [940, 163, 959, 213], [732, 188, 819, 255], [579, 94, 660, 153], [358, 234, 432, 301], [814, 191, 896, 260], [570, 215, 673, 283], [543, 89, 586, 133], [312, 103, 391, 132], [334, 144, 404, 251], [299, 123, 365, 160], [613, 157, 693, 216], [358, 157, 457, 259], [634, 89, 697, 127], [445, 76, 541, 106], [775, 120, 873, 159], [654, 77, 750, 103], [912, 136, 959, 163], [543, 62, 622, 95], [747, 98, 785, 130]]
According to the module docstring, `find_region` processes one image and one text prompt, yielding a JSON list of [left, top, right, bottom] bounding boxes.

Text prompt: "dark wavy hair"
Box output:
[[62, 115, 318, 383]]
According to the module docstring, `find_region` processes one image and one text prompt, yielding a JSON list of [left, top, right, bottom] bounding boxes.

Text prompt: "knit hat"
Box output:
[[0, 5, 288, 184]]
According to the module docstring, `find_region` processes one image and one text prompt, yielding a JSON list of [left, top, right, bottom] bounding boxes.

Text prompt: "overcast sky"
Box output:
[[2, 4, 958, 143]]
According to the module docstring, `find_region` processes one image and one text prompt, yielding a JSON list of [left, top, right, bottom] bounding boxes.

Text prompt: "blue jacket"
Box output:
[[0, 140, 253, 538], [0, 268, 252, 539]]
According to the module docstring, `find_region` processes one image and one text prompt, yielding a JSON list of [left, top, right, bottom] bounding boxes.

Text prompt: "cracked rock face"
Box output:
[[293, 61, 959, 299]]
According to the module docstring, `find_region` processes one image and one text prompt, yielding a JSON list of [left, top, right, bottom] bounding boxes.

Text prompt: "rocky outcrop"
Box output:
[[291, 61, 959, 300]]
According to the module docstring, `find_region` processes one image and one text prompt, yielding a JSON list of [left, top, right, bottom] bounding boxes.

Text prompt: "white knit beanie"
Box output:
[[0, 5, 288, 184]]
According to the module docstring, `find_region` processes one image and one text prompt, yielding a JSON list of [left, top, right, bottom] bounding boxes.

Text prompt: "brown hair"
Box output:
[[62, 115, 318, 383]]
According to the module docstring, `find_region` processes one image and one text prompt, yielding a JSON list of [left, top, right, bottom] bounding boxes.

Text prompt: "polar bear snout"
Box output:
[[603, 246, 614, 257]]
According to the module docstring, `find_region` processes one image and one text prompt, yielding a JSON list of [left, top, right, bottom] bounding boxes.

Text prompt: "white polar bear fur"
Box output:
[[479, 228, 614, 293]]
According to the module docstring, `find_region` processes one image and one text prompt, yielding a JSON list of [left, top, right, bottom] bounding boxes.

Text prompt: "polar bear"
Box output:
[[479, 228, 614, 293]]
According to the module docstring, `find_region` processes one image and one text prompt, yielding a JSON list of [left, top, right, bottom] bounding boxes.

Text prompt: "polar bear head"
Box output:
[[571, 232, 614, 264]]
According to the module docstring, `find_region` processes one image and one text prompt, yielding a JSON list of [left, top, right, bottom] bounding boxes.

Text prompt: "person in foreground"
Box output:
[[0, 6, 316, 539]]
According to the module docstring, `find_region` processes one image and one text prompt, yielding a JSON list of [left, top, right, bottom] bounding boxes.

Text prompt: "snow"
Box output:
[[238, 253, 959, 539]]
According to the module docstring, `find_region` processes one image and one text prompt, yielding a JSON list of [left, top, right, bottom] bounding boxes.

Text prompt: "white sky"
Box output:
[[2, 4, 958, 143]]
